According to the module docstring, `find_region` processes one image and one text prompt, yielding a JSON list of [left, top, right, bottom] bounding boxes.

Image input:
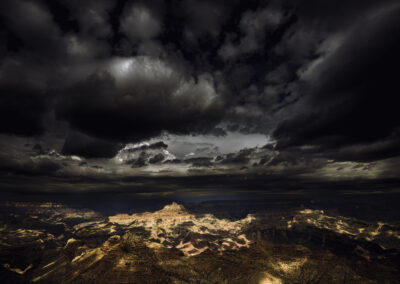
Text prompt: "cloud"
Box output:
[[182, 0, 229, 39], [62, 131, 122, 159], [122, 141, 168, 153], [219, 6, 284, 60], [120, 4, 162, 40], [273, 5, 400, 161], [0, 152, 63, 177], [186, 157, 213, 167], [149, 153, 164, 164], [219, 149, 252, 165], [56, 56, 224, 143], [0, 0, 68, 61], [0, 0, 399, 183], [114, 141, 175, 167], [0, 81, 47, 136], [61, 0, 113, 38]]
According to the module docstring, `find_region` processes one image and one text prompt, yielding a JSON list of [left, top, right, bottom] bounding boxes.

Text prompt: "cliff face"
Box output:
[[0, 202, 399, 283]]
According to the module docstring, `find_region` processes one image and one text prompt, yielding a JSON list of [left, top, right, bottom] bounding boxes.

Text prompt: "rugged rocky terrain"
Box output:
[[0, 201, 399, 283]]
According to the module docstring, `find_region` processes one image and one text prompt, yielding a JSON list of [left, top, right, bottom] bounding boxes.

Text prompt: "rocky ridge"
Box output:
[[0, 202, 399, 283], [108, 202, 253, 255]]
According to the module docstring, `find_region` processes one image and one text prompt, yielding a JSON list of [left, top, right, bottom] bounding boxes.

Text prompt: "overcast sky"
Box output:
[[0, 0, 399, 196]]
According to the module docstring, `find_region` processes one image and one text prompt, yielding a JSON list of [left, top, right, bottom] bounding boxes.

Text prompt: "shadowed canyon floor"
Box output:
[[0, 201, 399, 283]]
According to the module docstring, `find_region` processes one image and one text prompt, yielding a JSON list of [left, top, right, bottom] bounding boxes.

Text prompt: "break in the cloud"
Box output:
[[0, 0, 399, 191]]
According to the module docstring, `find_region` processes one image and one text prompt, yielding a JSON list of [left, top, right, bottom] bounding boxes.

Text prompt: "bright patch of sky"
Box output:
[[148, 131, 270, 159]]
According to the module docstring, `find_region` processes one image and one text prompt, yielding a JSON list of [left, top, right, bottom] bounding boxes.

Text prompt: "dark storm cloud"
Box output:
[[120, 2, 162, 40], [289, 0, 398, 30], [56, 59, 224, 142], [0, 153, 62, 177], [218, 0, 400, 141], [332, 136, 400, 163], [186, 157, 213, 167], [220, 149, 253, 165], [0, 0, 110, 139], [274, 4, 400, 161], [181, 0, 230, 39], [0, 0, 67, 59], [0, 81, 47, 136], [149, 153, 164, 164], [0, 0, 66, 137], [56, 0, 113, 38], [209, 127, 227, 137], [0, 0, 399, 187], [3, 171, 400, 204], [62, 131, 122, 159], [219, 5, 284, 60]]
